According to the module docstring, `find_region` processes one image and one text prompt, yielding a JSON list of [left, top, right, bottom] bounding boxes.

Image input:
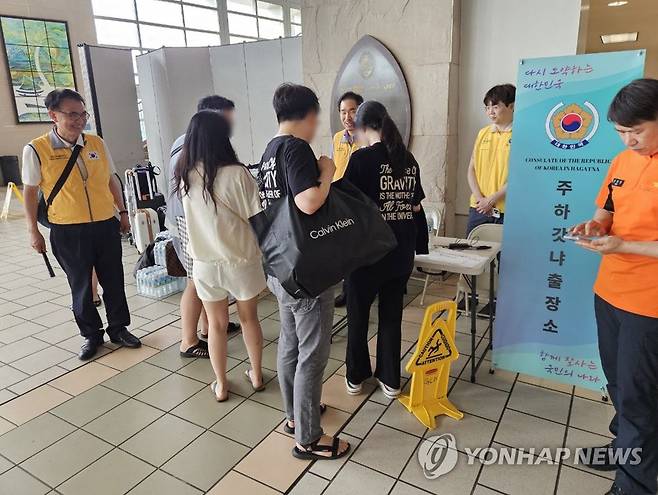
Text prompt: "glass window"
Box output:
[[185, 0, 217, 6], [227, 0, 256, 15], [136, 0, 184, 27], [186, 30, 221, 46], [291, 23, 301, 36], [228, 12, 258, 37], [95, 19, 140, 47], [230, 36, 256, 44], [290, 8, 301, 24], [91, 0, 136, 20], [139, 24, 185, 48], [131, 49, 143, 73], [257, 1, 283, 20], [258, 18, 283, 39], [183, 5, 219, 32]]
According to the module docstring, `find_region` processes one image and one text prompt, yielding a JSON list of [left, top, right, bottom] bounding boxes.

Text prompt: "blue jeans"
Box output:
[[267, 276, 334, 446], [466, 207, 504, 236]]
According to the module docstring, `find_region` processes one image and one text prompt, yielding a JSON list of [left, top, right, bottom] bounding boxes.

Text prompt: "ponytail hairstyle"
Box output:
[[354, 100, 407, 178], [175, 110, 240, 209]]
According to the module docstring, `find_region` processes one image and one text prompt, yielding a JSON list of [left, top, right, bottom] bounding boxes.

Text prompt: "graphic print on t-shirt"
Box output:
[[378, 162, 419, 222], [257, 135, 320, 210], [259, 155, 280, 207]]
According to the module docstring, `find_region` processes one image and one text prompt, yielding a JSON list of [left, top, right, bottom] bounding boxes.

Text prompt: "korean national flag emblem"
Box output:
[[88, 151, 99, 160]]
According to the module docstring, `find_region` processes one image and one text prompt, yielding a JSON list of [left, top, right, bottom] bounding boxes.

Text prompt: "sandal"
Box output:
[[244, 369, 266, 392], [283, 403, 327, 435], [180, 341, 209, 358], [292, 436, 350, 461], [200, 322, 241, 340], [210, 381, 229, 402]]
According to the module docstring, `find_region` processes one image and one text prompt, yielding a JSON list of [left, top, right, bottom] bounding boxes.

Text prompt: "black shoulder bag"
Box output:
[[36, 144, 82, 228], [250, 140, 397, 299]]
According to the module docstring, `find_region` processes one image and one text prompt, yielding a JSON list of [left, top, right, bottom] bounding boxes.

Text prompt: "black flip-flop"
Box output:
[[284, 403, 327, 435], [180, 342, 209, 358], [200, 322, 241, 340], [292, 436, 350, 461]]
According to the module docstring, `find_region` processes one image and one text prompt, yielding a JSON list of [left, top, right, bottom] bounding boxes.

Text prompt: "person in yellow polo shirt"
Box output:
[[466, 84, 515, 235], [22, 89, 141, 360], [572, 79, 658, 495], [332, 91, 363, 182]]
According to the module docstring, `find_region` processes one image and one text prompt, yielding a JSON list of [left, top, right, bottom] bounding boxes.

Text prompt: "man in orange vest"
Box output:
[[22, 89, 141, 360], [572, 79, 658, 495]]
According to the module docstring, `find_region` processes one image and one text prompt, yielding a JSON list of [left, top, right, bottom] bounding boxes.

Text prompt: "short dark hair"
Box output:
[[44, 89, 85, 110], [197, 95, 235, 112], [483, 84, 516, 106], [273, 83, 319, 122], [608, 78, 658, 126], [337, 91, 363, 110]]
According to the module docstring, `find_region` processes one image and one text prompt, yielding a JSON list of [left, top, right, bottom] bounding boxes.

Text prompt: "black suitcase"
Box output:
[[129, 163, 166, 211]]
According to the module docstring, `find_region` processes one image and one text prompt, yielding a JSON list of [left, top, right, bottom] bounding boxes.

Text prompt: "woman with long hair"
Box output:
[[175, 110, 266, 401], [343, 101, 425, 399]]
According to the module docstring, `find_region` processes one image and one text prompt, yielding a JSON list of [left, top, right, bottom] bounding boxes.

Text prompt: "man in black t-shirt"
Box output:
[[257, 83, 350, 461]]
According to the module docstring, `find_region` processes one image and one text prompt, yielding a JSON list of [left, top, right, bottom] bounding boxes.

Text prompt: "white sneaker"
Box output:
[[377, 379, 401, 400], [345, 377, 362, 395]]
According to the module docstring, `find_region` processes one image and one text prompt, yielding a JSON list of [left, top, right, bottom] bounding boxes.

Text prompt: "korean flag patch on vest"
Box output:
[[88, 151, 99, 160]]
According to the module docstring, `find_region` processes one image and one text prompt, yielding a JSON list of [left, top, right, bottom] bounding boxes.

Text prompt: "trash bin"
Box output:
[[0, 156, 21, 186]]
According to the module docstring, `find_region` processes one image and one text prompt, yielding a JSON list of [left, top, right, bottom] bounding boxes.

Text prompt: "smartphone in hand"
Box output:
[[563, 234, 603, 242]]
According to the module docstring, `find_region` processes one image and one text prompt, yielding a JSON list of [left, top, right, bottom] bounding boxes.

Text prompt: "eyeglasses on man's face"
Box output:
[[57, 110, 90, 121]]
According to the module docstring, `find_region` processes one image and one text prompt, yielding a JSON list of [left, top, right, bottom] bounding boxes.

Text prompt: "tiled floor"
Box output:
[[0, 187, 618, 495]]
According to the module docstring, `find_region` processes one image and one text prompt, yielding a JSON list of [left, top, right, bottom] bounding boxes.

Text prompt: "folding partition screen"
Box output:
[[137, 37, 303, 195], [77, 44, 144, 175]]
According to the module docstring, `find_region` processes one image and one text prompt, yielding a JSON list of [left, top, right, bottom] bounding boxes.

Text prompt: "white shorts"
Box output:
[[192, 259, 266, 302]]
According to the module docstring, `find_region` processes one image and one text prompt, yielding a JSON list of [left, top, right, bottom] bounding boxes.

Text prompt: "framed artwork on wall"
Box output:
[[0, 15, 77, 123]]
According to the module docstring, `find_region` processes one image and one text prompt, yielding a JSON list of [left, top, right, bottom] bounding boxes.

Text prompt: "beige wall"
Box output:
[[0, 0, 96, 160], [454, 0, 581, 236], [301, 0, 461, 234]]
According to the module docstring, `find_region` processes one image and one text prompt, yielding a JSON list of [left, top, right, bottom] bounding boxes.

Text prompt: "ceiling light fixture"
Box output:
[[607, 1, 628, 6], [601, 32, 638, 43]]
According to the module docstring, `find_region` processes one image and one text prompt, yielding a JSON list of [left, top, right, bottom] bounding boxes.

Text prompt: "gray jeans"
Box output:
[[267, 276, 334, 445]]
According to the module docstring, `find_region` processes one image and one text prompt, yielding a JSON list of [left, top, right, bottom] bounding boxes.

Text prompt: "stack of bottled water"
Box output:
[[153, 238, 169, 267], [136, 232, 185, 299]]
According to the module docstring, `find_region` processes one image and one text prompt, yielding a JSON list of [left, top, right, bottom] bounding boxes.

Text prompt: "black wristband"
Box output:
[[119, 210, 128, 215]]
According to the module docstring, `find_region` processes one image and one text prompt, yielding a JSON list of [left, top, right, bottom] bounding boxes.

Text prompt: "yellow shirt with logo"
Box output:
[[332, 130, 361, 181], [469, 125, 512, 212], [29, 132, 115, 225]]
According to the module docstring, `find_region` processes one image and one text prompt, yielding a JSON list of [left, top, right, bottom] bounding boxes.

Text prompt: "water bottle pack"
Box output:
[[136, 231, 184, 299], [153, 238, 169, 267], [136, 265, 185, 299]]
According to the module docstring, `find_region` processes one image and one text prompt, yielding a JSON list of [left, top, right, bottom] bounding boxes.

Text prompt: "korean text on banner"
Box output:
[[493, 50, 646, 392]]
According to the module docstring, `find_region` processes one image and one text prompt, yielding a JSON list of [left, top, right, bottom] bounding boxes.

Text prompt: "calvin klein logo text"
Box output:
[[310, 218, 355, 239]]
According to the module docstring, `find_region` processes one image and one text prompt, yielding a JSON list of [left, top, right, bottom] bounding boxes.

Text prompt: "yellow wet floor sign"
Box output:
[[399, 300, 463, 429], [0, 182, 24, 221]]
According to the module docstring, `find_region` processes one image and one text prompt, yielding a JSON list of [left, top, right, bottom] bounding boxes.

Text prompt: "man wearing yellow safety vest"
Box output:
[[332, 91, 363, 308], [22, 89, 141, 360], [331, 91, 364, 182]]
